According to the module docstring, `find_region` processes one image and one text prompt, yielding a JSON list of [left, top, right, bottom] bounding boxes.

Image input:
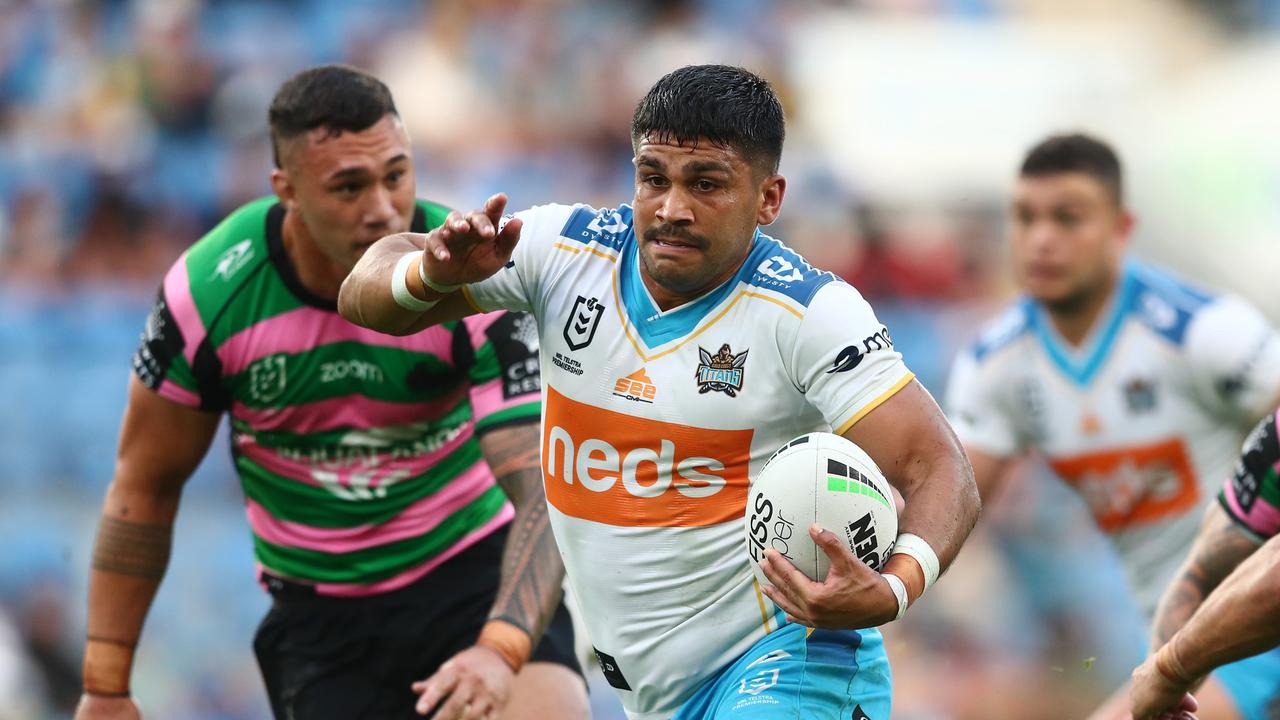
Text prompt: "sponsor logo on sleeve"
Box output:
[[757, 255, 804, 284], [133, 294, 183, 388], [827, 326, 894, 374]]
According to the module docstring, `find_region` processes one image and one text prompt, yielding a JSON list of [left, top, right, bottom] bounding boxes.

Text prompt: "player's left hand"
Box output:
[[412, 645, 514, 719], [1129, 654, 1198, 720], [758, 523, 898, 629]]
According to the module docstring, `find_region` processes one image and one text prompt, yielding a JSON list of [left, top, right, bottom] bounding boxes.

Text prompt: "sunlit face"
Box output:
[[1009, 172, 1131, 311], [631, 136, 784, 302], [272, 114, 414, 273]]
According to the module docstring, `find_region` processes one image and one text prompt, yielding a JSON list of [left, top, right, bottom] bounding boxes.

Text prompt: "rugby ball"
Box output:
[[745, 432, 897, 584]]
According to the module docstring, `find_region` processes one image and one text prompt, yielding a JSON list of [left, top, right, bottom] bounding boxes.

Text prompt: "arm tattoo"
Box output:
[[1153, 505, 1259, 646], [91, 516, 173, 580], [479, 424, 565, 641]]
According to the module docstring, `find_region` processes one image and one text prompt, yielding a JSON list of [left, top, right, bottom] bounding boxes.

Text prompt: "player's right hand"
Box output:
[[420, 193, 523, 288], [412, 645, 513, 720], [74, 693, 142, 719]]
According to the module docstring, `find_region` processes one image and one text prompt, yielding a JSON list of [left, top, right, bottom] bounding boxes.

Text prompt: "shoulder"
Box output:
[[161, 197, 277, 326], [179, 197, 276, 292], [1125, 260, 1218, 347], [740, 233, 839, 311], [551, 203, 632, 256], [966, 299, 1034, 364]]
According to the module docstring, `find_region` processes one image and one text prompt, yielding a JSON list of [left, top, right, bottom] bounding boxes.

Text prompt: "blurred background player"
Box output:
[[1131, 407, 1280, 719], [946, 133, 1280, 719], [338, 63, 980, 720], [75, 65, 586, 720]]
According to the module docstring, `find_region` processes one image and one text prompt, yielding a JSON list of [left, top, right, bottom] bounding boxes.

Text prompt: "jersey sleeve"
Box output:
[[461, 204, 576, 317], [132, 254, 227, 412], [788, 282, 915, 434], [1184, 295, 1280, 423], [945, 346, 1021, 458], [1218, 409, 1280, 541], [455, 311, 542, 435]]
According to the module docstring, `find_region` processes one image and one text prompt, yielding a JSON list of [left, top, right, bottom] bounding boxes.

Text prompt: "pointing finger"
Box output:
[[484, 193, 508, 222]]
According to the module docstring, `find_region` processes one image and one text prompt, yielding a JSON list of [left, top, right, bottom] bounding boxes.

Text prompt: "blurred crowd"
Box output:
[[3, 0, 1280, 718]]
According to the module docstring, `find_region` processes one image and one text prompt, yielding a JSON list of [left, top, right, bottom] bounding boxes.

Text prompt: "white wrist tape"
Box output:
[[391, 251, 439, 312], [883, 573, 909, 621], [417, 254, 463, 294], [891, 533, 941, 592]]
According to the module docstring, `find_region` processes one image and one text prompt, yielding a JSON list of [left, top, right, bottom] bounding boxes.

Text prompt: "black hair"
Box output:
[[631, 64, 785, 174], [268, 64, 398, 168], [1020, 133, 1124, 205]]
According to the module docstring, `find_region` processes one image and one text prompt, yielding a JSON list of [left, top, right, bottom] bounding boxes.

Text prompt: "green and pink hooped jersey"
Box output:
[[133, 197, 542, 596], [1221, 408, 1280, 541]]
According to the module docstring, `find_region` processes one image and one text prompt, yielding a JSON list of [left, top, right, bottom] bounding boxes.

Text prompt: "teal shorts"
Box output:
[[1214, 646, 1280, 720], [672, 623, 892, 719]]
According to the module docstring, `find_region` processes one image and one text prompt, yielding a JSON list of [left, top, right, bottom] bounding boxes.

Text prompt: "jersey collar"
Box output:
[[1028, 259, 1138, 387]]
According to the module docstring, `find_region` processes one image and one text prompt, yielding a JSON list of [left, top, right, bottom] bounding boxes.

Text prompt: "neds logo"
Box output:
[[542, 386, 752, 527]]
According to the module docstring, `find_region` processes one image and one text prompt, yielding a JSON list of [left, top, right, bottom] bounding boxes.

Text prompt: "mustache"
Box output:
[[642, 224, 707, 249]]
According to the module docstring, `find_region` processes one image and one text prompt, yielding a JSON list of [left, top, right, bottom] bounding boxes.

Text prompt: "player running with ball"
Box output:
[[339, 65, 980, 719]]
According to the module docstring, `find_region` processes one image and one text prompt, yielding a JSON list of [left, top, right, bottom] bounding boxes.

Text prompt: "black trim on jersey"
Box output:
[[1217, 494, 1268, 545], [266, 203, 428, 312], [451, 321, 476, 378], [192, 337, 231, 412], [266, 203, 334, 311], [485, 313, 541, 401], [133, 287, 186, 390]]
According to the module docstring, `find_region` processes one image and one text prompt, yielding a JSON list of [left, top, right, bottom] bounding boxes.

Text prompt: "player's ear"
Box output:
[[1117, 208, 1135, 240], [757, 173, 786, 226], [270, 167, 298, 213]]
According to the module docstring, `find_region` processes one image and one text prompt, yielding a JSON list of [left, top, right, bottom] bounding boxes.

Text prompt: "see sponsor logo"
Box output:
[[612, 368, 656, 403], [542, 386, 752, 527]]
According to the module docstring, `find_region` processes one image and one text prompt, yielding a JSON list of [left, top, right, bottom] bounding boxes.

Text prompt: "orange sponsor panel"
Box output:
[[1049, 437, 1199, 532], [542, 386, 753, 527]]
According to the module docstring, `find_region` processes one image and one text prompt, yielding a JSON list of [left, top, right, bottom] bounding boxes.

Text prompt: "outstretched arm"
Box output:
[[75, 376, 220, 718], [1150, 503, 1261, 651], [339, 193, 522, 335], [1131, 531, 1280, 720], [479, 423, 564, 643]]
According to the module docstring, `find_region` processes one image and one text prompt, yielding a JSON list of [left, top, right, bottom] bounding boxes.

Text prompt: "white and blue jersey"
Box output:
[[463, 203, 913, 719], [947, 259, 1280, 716]]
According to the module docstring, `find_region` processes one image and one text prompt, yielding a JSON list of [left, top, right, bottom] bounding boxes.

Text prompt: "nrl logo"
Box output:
[[248, 354, 288, 404], [563, 296, 604, 351], [695, 344, 748, 397]]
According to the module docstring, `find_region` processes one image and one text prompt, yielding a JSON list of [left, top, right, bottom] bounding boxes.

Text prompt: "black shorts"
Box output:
[[252, 526, 582, 720]]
